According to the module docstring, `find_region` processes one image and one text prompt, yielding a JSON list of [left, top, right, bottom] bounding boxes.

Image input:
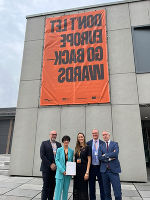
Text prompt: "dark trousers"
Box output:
[[41, 171, 56, 200], [101, 170, 122, 200], [89, 165, 105, 200]]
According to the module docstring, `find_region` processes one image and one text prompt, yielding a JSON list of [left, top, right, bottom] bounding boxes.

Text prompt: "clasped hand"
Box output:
[[102, 150, 116, 160]]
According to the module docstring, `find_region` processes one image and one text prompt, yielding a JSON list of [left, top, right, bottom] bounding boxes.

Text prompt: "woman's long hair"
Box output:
[[75, 132, 87, 154]]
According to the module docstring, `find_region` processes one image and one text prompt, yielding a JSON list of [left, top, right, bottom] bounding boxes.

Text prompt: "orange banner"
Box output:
[[40, 10, 110, 105]]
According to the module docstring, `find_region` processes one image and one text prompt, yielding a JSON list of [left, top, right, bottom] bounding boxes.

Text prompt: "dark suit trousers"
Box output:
[[89, 165, 105, 200], [101, 170, 122, 200], [41, 171, 56, 200]]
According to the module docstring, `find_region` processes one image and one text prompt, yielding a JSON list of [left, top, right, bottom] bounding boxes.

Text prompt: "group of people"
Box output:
[[40, 129, 122, 200]]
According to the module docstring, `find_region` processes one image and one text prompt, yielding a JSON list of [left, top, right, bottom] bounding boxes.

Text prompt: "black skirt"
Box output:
[[73, 163, 89, 200]]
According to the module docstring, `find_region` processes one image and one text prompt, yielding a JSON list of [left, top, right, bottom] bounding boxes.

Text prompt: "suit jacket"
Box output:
[[40, 140, 61, 172], [98, 141, 121, 174], [87, 139, 104, 165], [55, 146, 74, 179]]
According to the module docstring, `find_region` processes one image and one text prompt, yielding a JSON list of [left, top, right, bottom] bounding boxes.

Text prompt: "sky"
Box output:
[[0, 0, 121, 108]]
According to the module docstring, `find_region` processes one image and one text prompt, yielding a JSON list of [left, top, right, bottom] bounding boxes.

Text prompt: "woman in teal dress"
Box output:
[[55, 135, 74, 200]]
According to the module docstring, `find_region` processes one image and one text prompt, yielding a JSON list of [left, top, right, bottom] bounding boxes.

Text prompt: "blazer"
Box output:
[[55, 146, 74, 179], [87, 139, 104, 164], [40, 140, 61, 172], [98, 141, 121, 174]]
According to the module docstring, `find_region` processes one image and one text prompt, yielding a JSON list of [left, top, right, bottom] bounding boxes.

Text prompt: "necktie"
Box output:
[[106, 142, 109, 152], [106, 142, 110, 169], [95, 140, 97, 149], [93, 140, 97, 163]]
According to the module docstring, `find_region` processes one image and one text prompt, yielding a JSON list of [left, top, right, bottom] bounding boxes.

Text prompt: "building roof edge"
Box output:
[[26, 0, 146, 19]]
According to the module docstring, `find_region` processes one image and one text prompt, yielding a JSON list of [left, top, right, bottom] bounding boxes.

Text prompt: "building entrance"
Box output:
[[0, 108, 16, 154], [142, 120, 150, 167], [0, 119, 14, 154]]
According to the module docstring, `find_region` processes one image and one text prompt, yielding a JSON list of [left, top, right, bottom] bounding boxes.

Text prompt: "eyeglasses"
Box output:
[[51, 134, 57, 136]]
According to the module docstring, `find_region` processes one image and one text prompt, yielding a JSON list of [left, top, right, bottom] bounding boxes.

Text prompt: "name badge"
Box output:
[[77, 158, 81, 163], [95, 152, 98, 156]]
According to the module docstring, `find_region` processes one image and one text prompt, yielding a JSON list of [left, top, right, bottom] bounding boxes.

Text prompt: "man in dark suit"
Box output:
[[99, 131, 122, 200], [40, 130, 61, 200], [87, 129, 105, 200]]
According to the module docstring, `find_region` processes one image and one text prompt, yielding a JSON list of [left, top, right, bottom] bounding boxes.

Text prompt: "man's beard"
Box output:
[[51, 138, 56, 142]]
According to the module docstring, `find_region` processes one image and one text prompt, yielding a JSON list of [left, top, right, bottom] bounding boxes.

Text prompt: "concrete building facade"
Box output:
[[10, 0, 150, 182]]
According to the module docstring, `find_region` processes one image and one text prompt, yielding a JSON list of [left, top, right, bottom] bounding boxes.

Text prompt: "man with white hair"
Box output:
[[98, 131, 122, 200], [40, 130, 61, 200]]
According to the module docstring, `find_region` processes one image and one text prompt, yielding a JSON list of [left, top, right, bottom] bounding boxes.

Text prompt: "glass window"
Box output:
[[132, 26, 150, 73]]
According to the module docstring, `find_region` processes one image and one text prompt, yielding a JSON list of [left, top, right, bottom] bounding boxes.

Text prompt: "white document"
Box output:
[[66, 161, 76, 176]]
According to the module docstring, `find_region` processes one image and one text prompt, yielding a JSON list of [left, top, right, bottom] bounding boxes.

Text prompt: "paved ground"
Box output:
[[0, 170, 149, 200]]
